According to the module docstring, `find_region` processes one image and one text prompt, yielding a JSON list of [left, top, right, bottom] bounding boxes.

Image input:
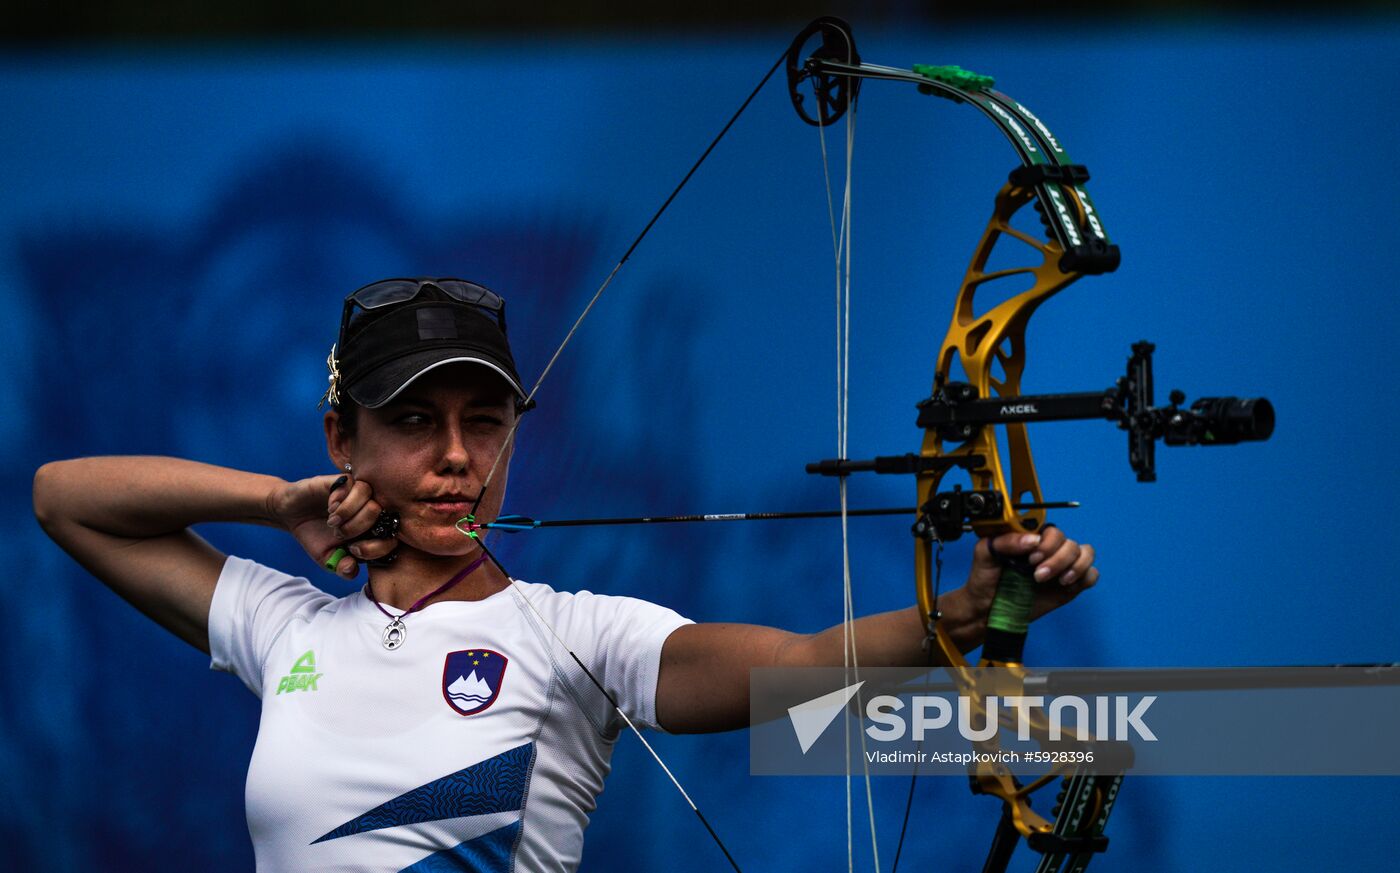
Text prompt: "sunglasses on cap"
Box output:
[[321, 278, 514, 408], [341, 278, 508, 339]]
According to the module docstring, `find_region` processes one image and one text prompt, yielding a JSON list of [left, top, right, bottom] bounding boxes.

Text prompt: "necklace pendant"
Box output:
[[382, 617, 407, 651]]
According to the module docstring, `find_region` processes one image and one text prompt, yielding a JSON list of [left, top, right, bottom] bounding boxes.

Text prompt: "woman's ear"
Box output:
[[324, 410, 351, 470]]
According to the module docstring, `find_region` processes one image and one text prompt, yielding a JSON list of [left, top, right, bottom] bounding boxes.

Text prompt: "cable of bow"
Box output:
[[800, 19, 883, 873]]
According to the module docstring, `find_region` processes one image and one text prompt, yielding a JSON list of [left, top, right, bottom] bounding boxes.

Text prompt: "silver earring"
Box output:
[[344, 463, 353, 472]]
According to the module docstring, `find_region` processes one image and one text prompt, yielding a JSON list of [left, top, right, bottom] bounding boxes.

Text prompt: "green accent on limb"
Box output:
[[324, 548, 349, 571], [912, 63, 995, 91], [986, 565, 1034, 635]]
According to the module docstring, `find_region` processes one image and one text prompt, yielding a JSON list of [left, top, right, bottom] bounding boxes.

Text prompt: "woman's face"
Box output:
[[325, 363, 517, 557]]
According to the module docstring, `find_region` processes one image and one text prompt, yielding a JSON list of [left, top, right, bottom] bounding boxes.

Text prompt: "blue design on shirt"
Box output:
[[397, 820, 522, 873], [312, 743, 534, 844]]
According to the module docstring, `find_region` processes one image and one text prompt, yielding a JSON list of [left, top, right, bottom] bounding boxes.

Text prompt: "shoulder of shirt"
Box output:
[[506, 578, 680, 616], [507, 577, 612, 602], [224, 554, 351, 616]]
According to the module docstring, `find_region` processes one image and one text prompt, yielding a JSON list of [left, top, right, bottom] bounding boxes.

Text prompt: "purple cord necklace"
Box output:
[[366, 553, 489, 651]]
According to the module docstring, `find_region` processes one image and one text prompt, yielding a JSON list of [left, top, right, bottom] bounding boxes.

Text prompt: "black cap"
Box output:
[[336, 287, 529, 410]]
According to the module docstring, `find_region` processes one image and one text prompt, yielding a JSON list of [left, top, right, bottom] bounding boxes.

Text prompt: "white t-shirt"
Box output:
[[208, 555, 691, 872]]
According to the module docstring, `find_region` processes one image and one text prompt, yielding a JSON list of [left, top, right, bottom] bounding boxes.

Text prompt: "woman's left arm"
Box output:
[[655, 527, 1098, 734]]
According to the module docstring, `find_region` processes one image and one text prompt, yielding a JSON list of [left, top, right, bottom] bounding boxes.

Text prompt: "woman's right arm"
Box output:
[[32, 456, 396, 655], [32, 456, 292, 654]]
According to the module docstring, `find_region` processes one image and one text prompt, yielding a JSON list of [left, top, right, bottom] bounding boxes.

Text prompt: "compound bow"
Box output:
[[459, 16, 1274, 873], [790, 16, 1273, 873]]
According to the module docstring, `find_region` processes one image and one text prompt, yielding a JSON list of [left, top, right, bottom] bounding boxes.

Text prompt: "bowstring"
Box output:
[[814, 82, 853, 873], [817, 115, 853, 873], [891, 541, 941, 873], [845, 100, 883, 873], [815, 48, 880, 873]]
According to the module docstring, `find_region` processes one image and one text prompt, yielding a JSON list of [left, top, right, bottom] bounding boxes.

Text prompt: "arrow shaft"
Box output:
[[481, 502, 1076, 531], [525, 507, 916, 528]]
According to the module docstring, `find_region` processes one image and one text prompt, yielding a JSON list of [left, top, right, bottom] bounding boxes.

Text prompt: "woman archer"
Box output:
[[32, 277, 1099, 872]]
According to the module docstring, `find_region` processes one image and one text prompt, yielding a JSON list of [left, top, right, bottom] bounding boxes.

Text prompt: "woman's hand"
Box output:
[[267, 473, 399, 577], [965, 526, 1099, 622]]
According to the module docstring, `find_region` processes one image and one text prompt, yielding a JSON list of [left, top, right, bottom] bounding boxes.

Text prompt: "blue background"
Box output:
[[5, 19, 1399, 872]]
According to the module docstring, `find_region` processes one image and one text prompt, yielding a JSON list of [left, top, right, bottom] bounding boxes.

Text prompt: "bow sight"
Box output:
[[810, 340, 1275, 540]]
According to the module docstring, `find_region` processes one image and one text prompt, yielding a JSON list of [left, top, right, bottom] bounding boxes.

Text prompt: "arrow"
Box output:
[[462, 502, 1078, 534]]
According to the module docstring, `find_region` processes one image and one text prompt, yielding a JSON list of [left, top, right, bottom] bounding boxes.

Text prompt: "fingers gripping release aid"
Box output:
[[324, 510, 401, 571]]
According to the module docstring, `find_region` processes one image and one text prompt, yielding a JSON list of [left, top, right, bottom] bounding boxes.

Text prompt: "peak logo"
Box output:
[[276, 650, 323, 694]]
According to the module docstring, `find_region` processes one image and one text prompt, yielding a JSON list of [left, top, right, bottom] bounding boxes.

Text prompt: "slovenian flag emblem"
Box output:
[[441, 649, 508, 716]]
